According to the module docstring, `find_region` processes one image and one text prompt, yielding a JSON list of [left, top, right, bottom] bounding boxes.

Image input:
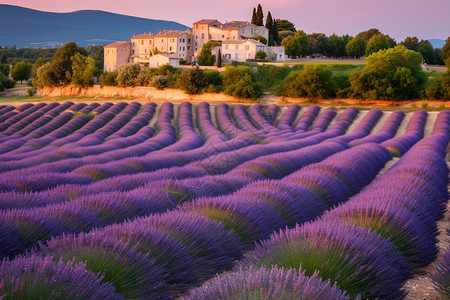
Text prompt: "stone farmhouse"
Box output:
[[104, 19, 285, 71]]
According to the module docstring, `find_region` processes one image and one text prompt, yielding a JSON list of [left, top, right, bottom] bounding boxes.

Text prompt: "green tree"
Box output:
[[0, 64, 9, 76], [265, 11, 275, 46], [294, 30, 311, 57], [366, 33, 396, 56], [255, 4, 264, 26], [198, 41, 219, 66], [442, 70, 450, 100], [255, 50, 267, 60], [99, 71, 118, 86], [49, 41, 87, 85], [11, 61, 32, 83], [177, 67, 207, 94], [272, 19, 280, 45], [346, 36, 367, 58], [281, 36, 300, 58], [357, 28, 381, 41], [0, 72, 15, 91], [217, 49, 222, 67], [250, 36, 267, 45], [70, 53, 96, 87], [31, 57, 51, 79], [276, 20, 296, 32], [401, 36, 419, 51], [0, 53, 7, 64], [222, 65, 262, 98], [251, 7, 257, 25], [329, 34, 347, 57], [281, 65, 334, 99], [116, 64, 141, 87], [349, 45, 427, 100], [309, 33, 331, 56], [440, 37, 450, 64], [33, 62, 58, 88], [417, 40, 434, 64]]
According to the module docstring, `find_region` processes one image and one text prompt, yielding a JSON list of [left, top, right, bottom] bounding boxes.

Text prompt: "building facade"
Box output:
[[221, 40, 285, 62], [104, 41, 131, 72], [149, 54, 181, 68]]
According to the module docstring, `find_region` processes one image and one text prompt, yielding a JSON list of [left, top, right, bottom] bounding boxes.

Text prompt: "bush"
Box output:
[[349, 45, 427, 100], [99, 71, 118, 86], [0, 64, 9, 76], [177, 68, 207, 94], [222, 66, 262, 99], [281, 65, 334, 99], [442, 70, 450, 100], [255, 50, 267, 60], [116, 64, 141, 87], [152, 75, 168, 89], [422, 78, 443, 100], [27, 87, 36, 96], [0, 72, 15, 90], [203, 69, 223, 92]]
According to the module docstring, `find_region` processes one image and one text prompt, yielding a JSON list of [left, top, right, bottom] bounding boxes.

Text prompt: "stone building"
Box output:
[[149, 54, 181, 68], [103, 41, 131, 72], [221, 39, 285, 62]]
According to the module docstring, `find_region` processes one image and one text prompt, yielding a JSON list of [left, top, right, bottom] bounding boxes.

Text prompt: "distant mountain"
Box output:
[[429, 39, 446, 49], [0, 5, 190, 48]]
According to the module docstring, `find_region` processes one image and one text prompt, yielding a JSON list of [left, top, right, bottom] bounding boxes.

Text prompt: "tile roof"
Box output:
[[104, 41, 128, 48], [152, 54, 181, 59], [222, 39, 266, 46], [153, 30, 185, 37], [194, 19, 219, 24]]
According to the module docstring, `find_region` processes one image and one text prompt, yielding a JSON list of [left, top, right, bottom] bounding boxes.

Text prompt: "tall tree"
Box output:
[[365, 33, 396, 56], [346, 36, 367, 58], [441, 37, 450, 65], [251, 7, 257, 25], [281, 36, 300, 58], [276, 19, 296, 32], [49, 41, 87, 85], [329, 34, 347, 57], [272, 19, 280, 45], [309, 33, 331, 56], [71, 53, 95, 87], [11, 61, 32, 83], [217, 49, 222, 68], [265, 11, 274, 46], [0, 53, 7, 64], [401, 36, 419, 51], [256, 4, 264, 26], [417, 40, 434, 64], [294, 30, 311, 57], [357, 28, 381, 41]]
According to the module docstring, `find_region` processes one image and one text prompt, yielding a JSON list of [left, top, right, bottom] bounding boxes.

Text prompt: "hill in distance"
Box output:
[[0, 4, 190, 48], [429, 39, 446, 49]]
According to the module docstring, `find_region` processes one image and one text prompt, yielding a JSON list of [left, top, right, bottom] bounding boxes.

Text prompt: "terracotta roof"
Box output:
[[222, 39, 266, 46], [194, 19, 219, 24], [152, 54, 181, 59], [153, 30, 186, 37], [131, 33, 153, 39], [104, 41, 128, 48], [216, 21, 250, 30]]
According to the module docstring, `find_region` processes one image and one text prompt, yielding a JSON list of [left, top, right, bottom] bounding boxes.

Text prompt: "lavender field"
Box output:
[[0, 101, 448, 299]]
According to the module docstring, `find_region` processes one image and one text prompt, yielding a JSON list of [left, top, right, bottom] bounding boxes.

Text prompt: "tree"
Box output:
[[417, 40, 434, 64], [401, 36, 419, 51], [349, 45, 427, 100], [272, 19, 280, 45], [346, 36, 367, 58], [250, 36, 267, 45], [294, 30, 310, 57], [0, 64, 9, 76], [222, 65, 262, 98], [70, 53, 96, 87], [197, 41, 218, 66], [99, 71, 118, 86], [33, 62, 58, 88], [116, 64, 141, 87], [265, 11, 274, 46], [329, 34, 347, 57], [217, 49, 222, 68], [357, 28, 381, 41], [255, 4, 264, 26], [366, 33, 396, 56], [255, 50, 267, 60], [281, 36, 300, 58], [309, 33, 331, 56], [49, 42, 87, 85], [31, 57, 51, 79], [251, 7, 257, 25], [441, 37, 450, 64], [281, 65, 334, 99], [11, 61, 32, 83], [276, 19, 296, 32], [0, 53, 7, 64], [177, 67, 207, 94], [0, 72, 15, 91]]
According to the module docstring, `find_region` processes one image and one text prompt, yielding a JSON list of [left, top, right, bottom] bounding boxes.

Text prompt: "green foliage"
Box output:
[[99, 71, 118, 86], [255, 50, 267, 60], [357, 28, 381, 41], [255, 4, 264, 26], [401, 36, 419, 51], [0, 63, 9, 76], [198, 41, 218, 66], [278, 31, 295, 42], [33, 62, 57, 88], [251, 7, 257, 25], [276, 19, 296, 32], [70, 53, 95, 87], [281, 36, 300, 58], [0, 72, 15, 91], [329, 34, 347, 57], [422, 77, 443, 100], [442, 70, 450, 100], [137, 64, 180, 87], [217, 49, 222, 68], [203, 69, 223, 89], [222, 65, 262, 99], [250, 36, 267, 45], [177, 67, 207, 94], [265, 11, 275, 46], [281, 65, 334, 99], [116, 64, 141, 87], [254, 64, 292, 94], [50, 42, 88, 85], [27, 87, 36, 96], [31, 57, 51, 79], [309, 33, 331, 56], [346, 36, 367, 58], [0, 47, 56, 61], [421, 102, 428, 109], [294, 30, 311, 57], [152, 75, 168, 89], [349, 45, 427, 100], [366, 34, 396, 56], [11, 61, 32, 83], [417, 40, 434, 64], [0, 53, 7, 64], [440, 37, 450, 67]]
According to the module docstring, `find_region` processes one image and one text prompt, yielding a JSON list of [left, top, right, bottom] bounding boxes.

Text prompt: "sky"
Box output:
[[2, 0, 449, 41]]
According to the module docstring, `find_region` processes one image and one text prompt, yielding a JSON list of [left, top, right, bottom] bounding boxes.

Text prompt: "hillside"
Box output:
[[0, 5, 190, 48]]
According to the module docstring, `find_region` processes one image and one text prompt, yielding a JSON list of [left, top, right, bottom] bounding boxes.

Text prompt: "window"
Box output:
[[235, 53, 238, 60], [188, 46, 190, 50], [188, 38, 191, 43], [251, 28, 253, 34], [222, 35, 225, 38], [133, 42, 135, 46], [180, 47, 182, 51], [170, 46, 172, 51], [145, 49, 147, 53], [141, 40, 143, 45], [183, 46, 185, 51], [172, 39, 175, 43], [132, 50, 134, 54], [201, 33, 205, 39], [179, 39, 181, 42], [150, 40, 152, 44], [183, 39, 185, 43], [161, 39, 163, 43], [195, 36, 198, 39]]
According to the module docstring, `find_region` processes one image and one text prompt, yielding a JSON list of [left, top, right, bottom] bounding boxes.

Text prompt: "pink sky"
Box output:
[[2, 0, 449, 41]]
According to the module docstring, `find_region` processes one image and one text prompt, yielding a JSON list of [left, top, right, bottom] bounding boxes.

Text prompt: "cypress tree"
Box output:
[[217, 49, 222, 68], [0, 53, 7, 64], [273, 19, 280, 45], [266, 11, 274, 46], [256, 4, 264, 26], [251, 8, 257, 25]]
